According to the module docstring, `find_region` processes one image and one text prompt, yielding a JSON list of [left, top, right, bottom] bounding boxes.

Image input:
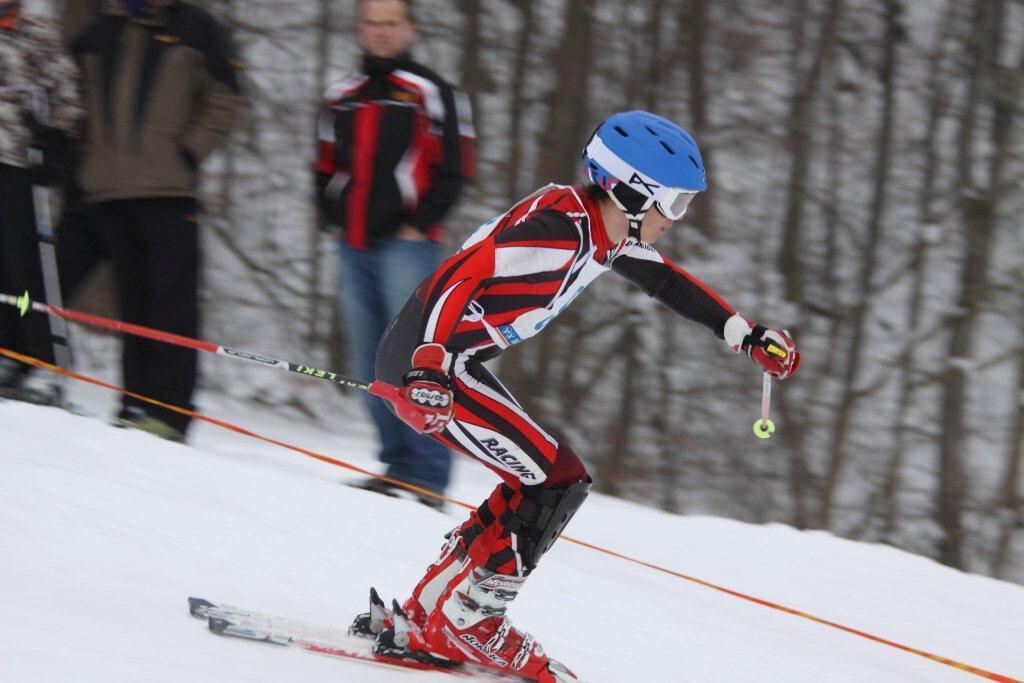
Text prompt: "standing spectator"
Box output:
[[315, 0, 475, 506], [55, 0, 109, 308], [71, 0, 245, 442], [0, 0, 81, 402]]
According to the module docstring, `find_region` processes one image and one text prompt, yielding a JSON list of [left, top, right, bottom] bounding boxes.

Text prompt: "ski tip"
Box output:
[[369, 587, 385, 608], [188, 597, 215, 617], [391, 599, 407, 619]]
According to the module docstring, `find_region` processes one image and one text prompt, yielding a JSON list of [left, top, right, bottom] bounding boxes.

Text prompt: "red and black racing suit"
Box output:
[[376, 184, 736, 575]]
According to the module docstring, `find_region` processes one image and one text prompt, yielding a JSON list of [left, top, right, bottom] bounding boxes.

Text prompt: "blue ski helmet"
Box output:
[[583, 111, 706, 223]]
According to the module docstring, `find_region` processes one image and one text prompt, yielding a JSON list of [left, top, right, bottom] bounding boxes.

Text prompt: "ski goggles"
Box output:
[[652, 187, 698, 221]]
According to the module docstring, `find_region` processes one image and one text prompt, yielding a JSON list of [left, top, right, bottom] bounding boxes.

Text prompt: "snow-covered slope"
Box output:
[[1, 395, 1022, 682]]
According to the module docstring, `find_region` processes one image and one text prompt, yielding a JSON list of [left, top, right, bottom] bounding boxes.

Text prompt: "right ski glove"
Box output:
[[399, 343, 456, 434], [723, 313, 801, 380]]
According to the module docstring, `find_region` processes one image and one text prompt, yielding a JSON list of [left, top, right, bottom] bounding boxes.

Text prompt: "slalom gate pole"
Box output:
[[0, 291, 421, 429]]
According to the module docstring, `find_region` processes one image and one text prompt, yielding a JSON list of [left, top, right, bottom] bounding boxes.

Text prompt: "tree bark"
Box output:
[[534, 0, 595, 187], [777, 0, 844, 304], [876, 0, 958, 541], [306, 0, 331, 347], [680, 0, 716, 239], [598, 321, 641, 497], [505, 0, 535, 204], [458, 0, 484, 140], [820, 0, 901, 528]]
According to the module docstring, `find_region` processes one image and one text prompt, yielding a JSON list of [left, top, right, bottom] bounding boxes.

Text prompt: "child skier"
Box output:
[[356, 110, 801, 681]]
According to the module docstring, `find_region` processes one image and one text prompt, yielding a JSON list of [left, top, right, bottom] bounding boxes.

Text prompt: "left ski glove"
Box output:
[[398, 343, 456, 434], [723, 314, 801, 380]]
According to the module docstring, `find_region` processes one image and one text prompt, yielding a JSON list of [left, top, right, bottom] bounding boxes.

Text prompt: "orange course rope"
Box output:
[[1, 347, 1019, 683]]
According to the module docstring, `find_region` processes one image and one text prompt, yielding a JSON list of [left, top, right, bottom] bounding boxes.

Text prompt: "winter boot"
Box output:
[[348, 476, 445, 510], [416, 565, 580, 681], [18, 371, 65, 407], [115, 406, 186, 443], [0, 357, 27, 398]]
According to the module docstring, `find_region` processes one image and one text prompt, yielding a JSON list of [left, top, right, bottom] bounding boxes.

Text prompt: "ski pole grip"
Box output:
[[367, 381, 427, 433]]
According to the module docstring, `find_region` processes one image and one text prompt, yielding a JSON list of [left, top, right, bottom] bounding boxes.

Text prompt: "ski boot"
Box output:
[[349, 527, 468, 639], [416, 565, 581, 682]]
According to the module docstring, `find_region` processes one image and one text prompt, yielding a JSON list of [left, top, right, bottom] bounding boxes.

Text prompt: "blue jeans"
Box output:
[[337, 237, 451, 494]]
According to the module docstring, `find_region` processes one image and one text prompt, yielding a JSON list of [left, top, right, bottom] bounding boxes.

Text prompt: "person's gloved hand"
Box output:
[[399, 343, 455, 434], [723, 313, 801, 380], [23, 112, 73, 187]]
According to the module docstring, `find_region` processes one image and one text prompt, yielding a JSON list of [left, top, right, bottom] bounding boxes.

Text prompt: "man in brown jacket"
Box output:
[[71, 0, 245, 441]]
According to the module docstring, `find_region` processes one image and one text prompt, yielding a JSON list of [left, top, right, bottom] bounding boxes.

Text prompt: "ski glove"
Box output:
[[399, 343, 456, 434], [723, 313, 801, 380]]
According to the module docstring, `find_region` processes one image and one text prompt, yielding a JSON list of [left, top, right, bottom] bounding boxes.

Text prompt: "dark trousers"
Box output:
[[0, 163, 54, 367], [97, 198, 199, 433], [56, 181, 106, 303]]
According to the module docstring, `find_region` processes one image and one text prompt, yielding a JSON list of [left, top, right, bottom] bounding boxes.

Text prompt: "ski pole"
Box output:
[[753, 372, 775, 439], [26, 85, 74, 404], [752, 342, 788, 439], [0, 291, 426, 431]]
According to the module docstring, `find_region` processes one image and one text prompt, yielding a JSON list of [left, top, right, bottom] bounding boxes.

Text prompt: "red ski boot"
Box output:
[[350, 528, 469, 639], [417, 565, 580, 682], [401, 527, 469, 627]]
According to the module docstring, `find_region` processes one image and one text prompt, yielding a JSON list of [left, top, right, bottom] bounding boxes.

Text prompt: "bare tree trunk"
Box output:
[[777, 379, 812, 528], [534, 0, 594, 186], [680, 0, 716, 239], [458, 0, 484, 140], [306, 0, 331, 347], [937, 0, 1011, 569], [508, 0, 595, 419], [656, 308, 682, 513], [642, 0, 667, 111], [623, 3, 643, 109], [937, 196, 989, 569], [989, 46, 1024, 575], [598, 322, 640, 497], [777, 0, 844, 304], [820, 0, 901, 528], [877, 0, 958, 541], [992, 335, 1024, 577], [505, 0, 535, 204]]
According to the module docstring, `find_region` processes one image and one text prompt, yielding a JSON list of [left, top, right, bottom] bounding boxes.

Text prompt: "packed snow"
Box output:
[[1, 383, 1022, 682]]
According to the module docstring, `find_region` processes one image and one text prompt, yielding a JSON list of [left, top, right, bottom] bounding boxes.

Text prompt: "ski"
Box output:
[[186, 597, 514, 679]]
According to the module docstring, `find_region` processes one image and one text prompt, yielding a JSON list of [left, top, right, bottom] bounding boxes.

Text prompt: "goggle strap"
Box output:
[[606, 187, 654, 241]]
